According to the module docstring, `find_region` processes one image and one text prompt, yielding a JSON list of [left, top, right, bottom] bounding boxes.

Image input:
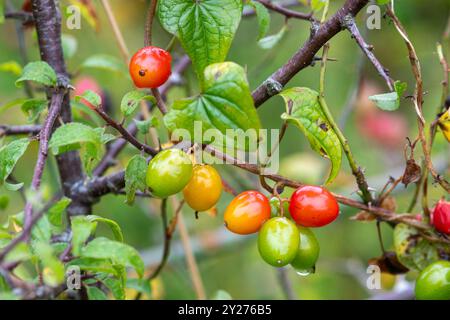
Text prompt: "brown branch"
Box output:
[[0, 93, 65, 268], [92, 106, 158, 156], [252, 0, 369, 107], [144, 0, 158, 47], [255, 0, 316, 22], [343, 15, 394, 91], [4, 11, 34, 23], [0, 195, 62, 263], [22, 92, 64, 231], [0, 124, 41, 137], [32, 0, 90, 217]]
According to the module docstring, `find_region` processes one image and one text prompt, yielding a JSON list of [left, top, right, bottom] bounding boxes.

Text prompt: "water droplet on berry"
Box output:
[[294, 267, 314, 277]]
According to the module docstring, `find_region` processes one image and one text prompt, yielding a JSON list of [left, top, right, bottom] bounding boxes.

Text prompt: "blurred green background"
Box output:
[[0, 0, 449, 299]]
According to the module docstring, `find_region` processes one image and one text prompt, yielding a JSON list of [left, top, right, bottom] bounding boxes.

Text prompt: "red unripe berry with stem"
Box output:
[[129, 46, 172, 89], [289, 185, 339, 227], [431, 199, 450, 235]]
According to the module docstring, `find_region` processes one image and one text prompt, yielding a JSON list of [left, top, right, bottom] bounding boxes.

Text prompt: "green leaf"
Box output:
[[31, 215, 52, 243], [21, 99, 48, 123], [61, 34, 78, 60], [34, 242, 65, 287], [134, 117, 159, 135], [75, 90, 102, 109], [86, 286, 108, 300], [16, 61, 57, 87], [102, 277, 125, 300], [71, 216, 96, 256], [279, 88, 342, 184], [368, 92, 399, 111], [258, 24, 287, 50], [81, 237, 144, 278], [248, 1, 270, 40], [310, 0, 328, 11], [4, 182, 23, 191], [0, 61, 22, 76], [0, 195, 9, 210], [0, 138, 30, 186], [81, 54, 125, 74], [376, 0, 390, 5], [124, 155, 148, 205], [394, 80, 407, 98], [85, 215, 124, 242], [120, 90, 156, 117], [158, 0, 242, 83], [67, 257, 119, 276], [4, 242, 31, 263], [164, 62, 261, 151], [368, 81, 406, 111], [127, 278, 152, 297], [48, 123, 114, 174], [394, 223, 441, 272], [47, 197, 71, 227]]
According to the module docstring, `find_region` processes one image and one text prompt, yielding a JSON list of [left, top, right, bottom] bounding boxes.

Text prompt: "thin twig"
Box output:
[[135, 199, 168, 300], [144, 0, 158, 47], [276, 268, 296, 300], [0, 124, 41, 137], [319, 43, 373, 203], [252, 0, 370, 107], [386, 5, 450, 195], [100, 0, 130, 62], [255, 0, 316, 22], [343, 15, 394, 91], [0, 195, 63, 262], [171, 197, 207, 300], [93, 106, 158, 156], [23, 92, 64, 234]]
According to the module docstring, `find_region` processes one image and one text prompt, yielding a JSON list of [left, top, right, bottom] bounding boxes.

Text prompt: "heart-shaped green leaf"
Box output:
[[279, 87, 342, 184], [163, 62, 261, 151], [158, 0, 242, 84]]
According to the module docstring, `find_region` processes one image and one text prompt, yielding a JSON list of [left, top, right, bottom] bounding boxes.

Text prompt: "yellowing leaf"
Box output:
[[279, 88, 342, 184]]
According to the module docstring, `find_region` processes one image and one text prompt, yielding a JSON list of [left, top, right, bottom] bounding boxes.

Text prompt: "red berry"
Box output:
[[129, 46, 172, 88], [431, 199, 450, 234], [288, 186, 339, 227]]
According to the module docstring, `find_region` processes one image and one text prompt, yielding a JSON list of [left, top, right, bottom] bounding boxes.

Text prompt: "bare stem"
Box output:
[[343, 15, 394, 91], [171, 197, 207, 300], [92, 106, 158, 156], [386, 6, 450, 195], [255, 0, 316, 22], [23, 92, 64, 233], [319, 44, 373, 203], [100, 0, 130, 62], [144, 0, 158, 47]]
